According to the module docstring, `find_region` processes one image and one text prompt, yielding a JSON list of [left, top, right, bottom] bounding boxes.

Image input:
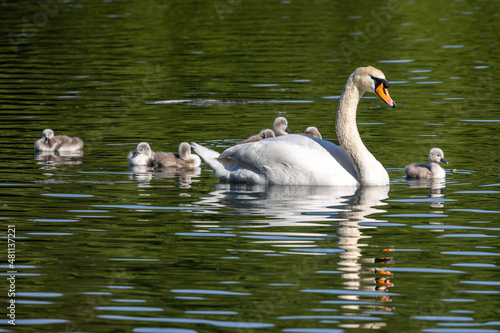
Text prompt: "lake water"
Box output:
[[1, 0, 499, 332]]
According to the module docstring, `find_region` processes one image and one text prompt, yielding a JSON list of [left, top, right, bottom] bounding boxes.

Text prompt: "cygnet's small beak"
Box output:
[[441, 157, 449, 164], [375, 83, 396, 108], [285, 127, 291, 134], [44, 136, 50, 143]]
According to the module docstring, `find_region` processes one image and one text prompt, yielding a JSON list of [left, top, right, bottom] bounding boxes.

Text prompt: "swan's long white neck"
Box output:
[[336, 74, 389, 186]]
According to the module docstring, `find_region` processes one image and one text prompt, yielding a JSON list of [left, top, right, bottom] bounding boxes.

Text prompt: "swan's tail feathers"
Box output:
[[191, 142, 220, 161], [191, 143, 230, 181]]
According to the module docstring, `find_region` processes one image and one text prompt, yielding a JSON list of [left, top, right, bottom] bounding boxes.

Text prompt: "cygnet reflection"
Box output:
[[35, 150, 84, 167], [405, 178, 447, 209], [128, 166, 201, 188]]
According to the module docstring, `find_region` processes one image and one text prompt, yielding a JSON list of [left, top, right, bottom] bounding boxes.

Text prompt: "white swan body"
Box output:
[[193, 135, 358, 185], [193, 66, 396, 186]]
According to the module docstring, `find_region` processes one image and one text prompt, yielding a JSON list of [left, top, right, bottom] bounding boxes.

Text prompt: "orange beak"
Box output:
[[375, 83, 396, 108]]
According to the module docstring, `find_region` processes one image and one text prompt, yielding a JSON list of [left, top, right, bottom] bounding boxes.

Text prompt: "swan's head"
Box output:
[[42, 129, 54, 143], [353, 66, 396, 108], [134, 142, 152, 158], [179, 142, 191, 159], [429, 148, 448, 164]]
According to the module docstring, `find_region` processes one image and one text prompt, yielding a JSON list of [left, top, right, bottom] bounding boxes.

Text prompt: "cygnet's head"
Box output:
[[429, 148, 448, 164], [261, 129, 275, 139], [352, 66, 396, 108], [273, 117, 291, 134], [304, 126, 322, 139], [178, 142, 191, 159], [42, 129, 55, 142], [135, 142, 152, 158]]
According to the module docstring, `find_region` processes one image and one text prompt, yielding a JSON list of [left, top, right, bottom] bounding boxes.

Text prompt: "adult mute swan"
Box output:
[[192, 66, 396, 186], [35, 129, 84, 152], [405, 148, 448, 179]]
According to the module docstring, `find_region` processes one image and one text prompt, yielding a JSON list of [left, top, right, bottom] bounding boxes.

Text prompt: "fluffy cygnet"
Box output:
[[405, 148, 449, 179], [128, 142, 155, 167], [273, 116, 291, 136], [237, 129, 275, 144], [154, 142, 201, 168], [34, 129, 84, 152], [302, 126, 322, 139]]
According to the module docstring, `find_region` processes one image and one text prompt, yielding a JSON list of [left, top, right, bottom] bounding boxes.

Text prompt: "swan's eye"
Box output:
[[370, 75, 390, 89]]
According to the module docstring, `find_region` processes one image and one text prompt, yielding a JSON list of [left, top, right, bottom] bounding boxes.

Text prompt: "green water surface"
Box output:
[[1, 0, 499, 332]]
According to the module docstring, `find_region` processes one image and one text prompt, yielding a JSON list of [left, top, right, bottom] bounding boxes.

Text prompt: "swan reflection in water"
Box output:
[[35, 150, 84, 168], [128, 166, 201, 189], [197, 184, 395, 329]]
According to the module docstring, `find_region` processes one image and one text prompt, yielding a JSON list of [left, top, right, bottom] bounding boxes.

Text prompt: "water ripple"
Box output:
[[448, 209, 500, 214], [98, 315, 273, 328], [438, 234, 498, 238], [283, 329, 344, 333], [185, 310, 238, 315], [42, 193, 94, 198], [96, 306, 163, 312], [279, 315, 382, 321], [93, 204, 217, 211], [385, 213, 447, 218], [6, 318, 69, 325], [383, 268, 465, 274], [451, 263, 498, 268], [30, 219, 79, 223], [442, 251, 500, 256], [412, 315, 473, 321], [176, 232, 236, 237], [17, 292, 63, 297], [379, 59, 414, 63], [171, 289, 251, 296], [134, 328, 198, 333], [423, 329, 500, 333], [460, 281, 500, 286], [301, 289, 399, 296]]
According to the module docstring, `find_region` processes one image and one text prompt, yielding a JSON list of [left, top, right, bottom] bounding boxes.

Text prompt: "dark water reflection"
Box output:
[[1, 0, 500, 331]]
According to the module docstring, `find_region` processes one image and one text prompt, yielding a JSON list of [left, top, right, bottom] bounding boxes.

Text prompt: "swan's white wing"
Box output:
[[216, 134, 359, 186]]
